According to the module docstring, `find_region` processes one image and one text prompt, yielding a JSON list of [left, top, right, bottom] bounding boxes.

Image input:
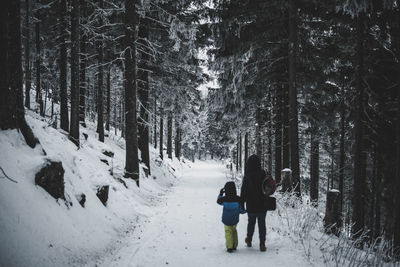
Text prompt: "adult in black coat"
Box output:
[[240, 154, 267, 252]]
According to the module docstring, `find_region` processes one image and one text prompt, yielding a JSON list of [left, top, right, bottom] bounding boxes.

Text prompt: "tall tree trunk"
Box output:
[[267, 116, 273, 172], [97, 0, 104, 142], [137, 17, 150, 173], [79, 0, 86, 127], [124, 0, 139, 185], [288, 0, 301, 196], [167, 113, 173, 159], [274, 88, 282, 183], [310, 126, 319, 204], [339, 86, 346, 214], [244, 133, 248, 166], [113, 104, 117, 135], [393, 6, 400, 251], [154, 96, 157, 149], [175, 119, 180, 160], [121, 76, 125, 138], [236, 138, 239, 172], [59, 0, 69, 132], [352, 13, 366, 240], [0, 0, 38, 148], [24, 0, 31, 109], [256, 108, 262, 159], [395, 66, 400, 250], [267, 96, 273, 172], [239, 133, 242, 169], [105, 68, 111, 131], [35, 2, 44, 116], [373, 145, 381, 239], [69, 0, 80, 146], [159, 109, 163, 159], [198, 133, 201, 160], [282, 82, 290, 169]]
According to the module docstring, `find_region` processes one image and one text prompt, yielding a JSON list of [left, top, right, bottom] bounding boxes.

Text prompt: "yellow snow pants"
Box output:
[[224, 224, 238, 249]]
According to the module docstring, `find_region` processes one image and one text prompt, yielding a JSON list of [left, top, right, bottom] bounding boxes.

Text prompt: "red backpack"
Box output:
[[261, 171, 276, 196]]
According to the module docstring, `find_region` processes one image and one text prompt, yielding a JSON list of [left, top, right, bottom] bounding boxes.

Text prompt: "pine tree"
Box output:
[[69, 0, 80, 146], [59, 0, 69, 132], [79, 0, 87, 127], [0, 0, 38, 148], [137, 16, 150, 173], [124, 0, 139, 186], [24, 0, 31, 109]]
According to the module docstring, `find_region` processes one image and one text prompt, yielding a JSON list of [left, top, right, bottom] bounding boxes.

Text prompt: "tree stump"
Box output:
[[35, 160, 65, 199], [281, 168, 292, 192], [324, 189, 342, 236], [102, 150, 114, 158], [76, 193, 86, 207], [96, 185, 109, 206]]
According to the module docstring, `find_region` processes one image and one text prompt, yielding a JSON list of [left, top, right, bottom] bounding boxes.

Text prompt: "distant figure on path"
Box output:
[[217, 181, 246, 253], [240, 154, 267, 252]]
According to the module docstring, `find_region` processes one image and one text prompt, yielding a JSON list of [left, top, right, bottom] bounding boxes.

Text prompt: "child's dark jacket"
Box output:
[[217, 182, 245, 226]]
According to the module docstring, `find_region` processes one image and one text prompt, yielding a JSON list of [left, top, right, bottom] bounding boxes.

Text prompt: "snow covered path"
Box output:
[[92, 161, 311, 267]]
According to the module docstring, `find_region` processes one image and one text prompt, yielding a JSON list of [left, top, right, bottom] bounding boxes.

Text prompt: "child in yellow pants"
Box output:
[[224, 224, 238, 250], [217, 181, 245, 252]]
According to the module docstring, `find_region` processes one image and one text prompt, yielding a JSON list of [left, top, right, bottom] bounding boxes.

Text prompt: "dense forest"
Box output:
[[1, 0, 399, 264]]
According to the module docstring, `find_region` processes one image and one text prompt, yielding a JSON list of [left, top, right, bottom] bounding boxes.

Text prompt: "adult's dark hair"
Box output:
[[245, 154, 262, 176]]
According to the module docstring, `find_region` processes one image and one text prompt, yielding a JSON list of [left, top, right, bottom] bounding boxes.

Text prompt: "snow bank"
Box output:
[[0, 111, 188, 267]]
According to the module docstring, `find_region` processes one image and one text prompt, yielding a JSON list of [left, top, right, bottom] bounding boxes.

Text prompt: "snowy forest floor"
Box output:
[[87, 161, 313, 267], [1, 109, 398, 267]]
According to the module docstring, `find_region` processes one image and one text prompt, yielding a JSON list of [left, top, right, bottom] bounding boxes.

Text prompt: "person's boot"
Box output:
[[245, 237, 252, 247], [260, 240, 266, 252], [227, 248, 234, 253]]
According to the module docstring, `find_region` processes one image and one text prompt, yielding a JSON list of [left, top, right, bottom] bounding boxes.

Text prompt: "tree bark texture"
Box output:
[[59, 0, 69, 132], [69, 0, 80, 147], [106, 69, 111, 131], [339, 87, 345, 214], [310, 127, 319, 204], [288, 0, 301, 196], [159, 111, 163, 159], [274, 87, 282, 183], [282, 82, 290, 169], [137, 17, 150, 173], [24, 0, 31, 109], [79, 0, 87, 127], [0, 0, 38, 148], [124, 0, 139, 185], [97, 0, 104, 143], [352, 13, 366, 240], [35, 2, 44, 116], [167, 114, 173, 159]]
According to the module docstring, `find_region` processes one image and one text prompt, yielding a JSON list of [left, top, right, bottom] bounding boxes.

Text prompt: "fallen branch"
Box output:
[[0, 167, 18, 183]]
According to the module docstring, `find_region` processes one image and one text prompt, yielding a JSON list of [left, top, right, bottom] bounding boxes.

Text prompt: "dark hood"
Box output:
[[224, 181, 237, 196], [245, 154, 262, 175]]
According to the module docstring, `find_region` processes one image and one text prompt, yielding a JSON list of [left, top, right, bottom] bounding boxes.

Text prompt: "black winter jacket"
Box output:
[[240, 155, 267, 213]]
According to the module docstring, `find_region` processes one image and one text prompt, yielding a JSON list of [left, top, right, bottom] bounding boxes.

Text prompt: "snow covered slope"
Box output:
[[0, 111, 188, 267]]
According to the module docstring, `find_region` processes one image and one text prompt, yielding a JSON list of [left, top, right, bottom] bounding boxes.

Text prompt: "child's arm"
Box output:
[[239, 202, 246, 214], [240, 179, 247, 210], [217, 188, 225, 205]]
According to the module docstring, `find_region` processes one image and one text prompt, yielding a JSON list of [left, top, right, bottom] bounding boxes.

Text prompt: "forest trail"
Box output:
[[91, 161, 311, 267]]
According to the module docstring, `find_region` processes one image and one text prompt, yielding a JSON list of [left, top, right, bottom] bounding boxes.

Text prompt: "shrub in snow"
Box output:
[[275, 192, 399, 266], [35, 160, 65, 200]]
